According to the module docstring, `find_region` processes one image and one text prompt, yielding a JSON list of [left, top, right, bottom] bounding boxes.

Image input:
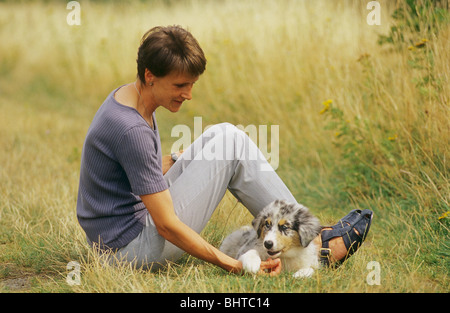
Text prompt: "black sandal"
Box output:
[[319, 209, 373, 268]]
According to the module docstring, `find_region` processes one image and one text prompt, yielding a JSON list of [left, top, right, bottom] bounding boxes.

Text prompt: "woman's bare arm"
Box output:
[[140, 189, 281, 275], [140, 189, 243, 273]]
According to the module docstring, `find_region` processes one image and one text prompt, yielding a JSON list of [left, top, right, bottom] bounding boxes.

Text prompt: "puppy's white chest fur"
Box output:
[[281, 243, 319, 271], [280, 243, 319, 278]]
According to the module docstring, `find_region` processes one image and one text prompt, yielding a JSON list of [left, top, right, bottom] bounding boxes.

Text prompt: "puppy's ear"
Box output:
[[251, 214, 265, 238], [294, 206, 321, 247], [252, 201, 277, 238]]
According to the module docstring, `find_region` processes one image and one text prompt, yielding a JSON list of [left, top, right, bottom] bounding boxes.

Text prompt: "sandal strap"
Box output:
[[322, 209, 372, 242], [320, 209, 373, 267], [319, 242, 332, 267]]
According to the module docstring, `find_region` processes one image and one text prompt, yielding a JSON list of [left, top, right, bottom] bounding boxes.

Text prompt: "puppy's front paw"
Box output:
[[238, 249, 261, 274], [293, 267, 314, 278]]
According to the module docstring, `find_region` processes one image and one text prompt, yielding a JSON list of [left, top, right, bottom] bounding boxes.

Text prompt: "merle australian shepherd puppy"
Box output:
[[220, 200, 322, 278]]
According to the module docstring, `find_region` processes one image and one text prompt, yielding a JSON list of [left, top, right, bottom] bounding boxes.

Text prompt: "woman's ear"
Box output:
[[144, 68, 155, 85]]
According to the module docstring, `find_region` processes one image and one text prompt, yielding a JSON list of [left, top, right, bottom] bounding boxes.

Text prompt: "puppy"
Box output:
[[220, 200, 321, 278]]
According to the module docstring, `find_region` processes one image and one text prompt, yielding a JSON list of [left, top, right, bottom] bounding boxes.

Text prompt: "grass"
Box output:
[[0, 0, 449, 293]]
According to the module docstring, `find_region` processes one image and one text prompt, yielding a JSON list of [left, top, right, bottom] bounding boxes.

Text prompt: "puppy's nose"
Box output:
[[264, 240, 273, 249]]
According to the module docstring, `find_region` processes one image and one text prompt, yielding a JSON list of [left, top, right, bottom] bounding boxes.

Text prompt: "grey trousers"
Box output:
[[114, 123, 297, 270]]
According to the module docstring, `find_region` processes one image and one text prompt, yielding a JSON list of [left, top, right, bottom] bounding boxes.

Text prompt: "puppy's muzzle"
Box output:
[[264, 240, 273, 249]]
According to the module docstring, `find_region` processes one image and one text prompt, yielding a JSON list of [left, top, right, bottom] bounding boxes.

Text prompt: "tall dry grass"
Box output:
[[0, 0, 448, 292]]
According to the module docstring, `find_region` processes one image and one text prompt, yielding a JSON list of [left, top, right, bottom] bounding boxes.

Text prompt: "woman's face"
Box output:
[[145, 69, 199, 113]]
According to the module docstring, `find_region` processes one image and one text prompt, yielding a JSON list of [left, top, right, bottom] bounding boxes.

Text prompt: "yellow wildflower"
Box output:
[[414, 38, 428, 48], [439, 211, 450, 220], [388, 134, 398, 141], [320, 99, 332, 114]]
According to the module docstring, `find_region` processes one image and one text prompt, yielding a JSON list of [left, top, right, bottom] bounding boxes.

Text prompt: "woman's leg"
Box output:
[[167, 123, 297, 221], [116, 123, 298, 269], [160, 123, 298, 262]]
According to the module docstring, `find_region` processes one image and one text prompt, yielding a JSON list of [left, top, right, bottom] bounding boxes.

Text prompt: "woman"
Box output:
[[76, 25, 371, 275]]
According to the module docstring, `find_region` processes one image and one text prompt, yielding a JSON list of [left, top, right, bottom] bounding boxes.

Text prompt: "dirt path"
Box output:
[[0, 263, 39, 292], [1, 276, 32, 291]]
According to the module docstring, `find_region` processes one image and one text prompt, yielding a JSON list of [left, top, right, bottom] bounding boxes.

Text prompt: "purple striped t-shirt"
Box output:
[[76, 86, 168, 250]]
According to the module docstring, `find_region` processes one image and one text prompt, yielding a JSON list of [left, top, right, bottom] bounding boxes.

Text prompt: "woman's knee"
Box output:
[[204, 122, 234, 136], [204, 123, 246, 142], [201, 123, 254, 161]]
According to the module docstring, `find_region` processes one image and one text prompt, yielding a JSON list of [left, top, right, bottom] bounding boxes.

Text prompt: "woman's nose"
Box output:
[[182, 86, 193, 100]]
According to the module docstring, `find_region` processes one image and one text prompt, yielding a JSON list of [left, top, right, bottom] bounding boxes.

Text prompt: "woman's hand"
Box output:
[[258, 258, 282, 276], [162, 150, 183, 175]]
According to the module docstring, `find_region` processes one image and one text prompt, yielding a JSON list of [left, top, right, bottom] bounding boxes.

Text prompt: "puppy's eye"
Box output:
[[265, 221, 271, 228], [279, 224, 289, 232]]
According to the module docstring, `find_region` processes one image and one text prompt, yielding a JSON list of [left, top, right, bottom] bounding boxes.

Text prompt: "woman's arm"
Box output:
[[140, 189, 243, 273], [140, 189, 281, 275]]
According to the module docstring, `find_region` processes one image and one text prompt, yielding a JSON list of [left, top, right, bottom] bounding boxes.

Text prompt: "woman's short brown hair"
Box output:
[[136, 25, 206, 82]]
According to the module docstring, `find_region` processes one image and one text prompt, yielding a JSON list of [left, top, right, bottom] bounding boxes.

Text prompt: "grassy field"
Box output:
[[0, 0, 448, 293]]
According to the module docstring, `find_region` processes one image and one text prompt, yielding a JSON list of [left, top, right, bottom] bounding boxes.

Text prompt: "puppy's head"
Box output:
[[252, 200, 321, 258]]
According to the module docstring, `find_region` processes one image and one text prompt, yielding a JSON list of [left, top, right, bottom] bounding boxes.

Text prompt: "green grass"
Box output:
[[0, 0, 449, 293]]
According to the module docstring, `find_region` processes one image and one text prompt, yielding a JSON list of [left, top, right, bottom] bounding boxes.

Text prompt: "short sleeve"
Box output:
[[115, 126, 168, 196]]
